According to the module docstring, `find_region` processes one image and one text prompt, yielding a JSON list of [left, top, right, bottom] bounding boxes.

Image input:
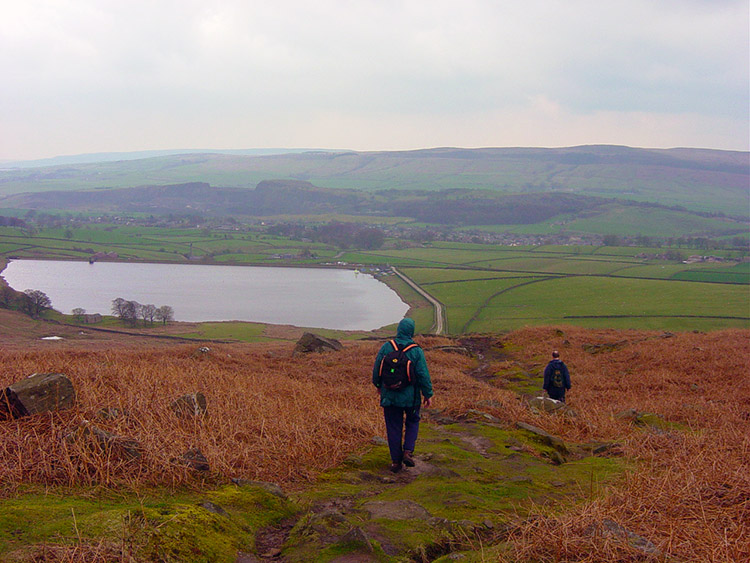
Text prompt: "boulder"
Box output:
[[292, 332, 343, 356], [463, 409, 501, 423], [192, 346, 211, 358], [65, 423, 142, 460], [0, 373, 76, 420], [515, 422, 568, 454], [171, 392, 207, 419], [181, 448, 210, 472], [586, 519, 660, 556], [339, 526, 373, 551], [230, 478, 287, 499], [528, 396, 567, 414], [614, 408, 640, 422]]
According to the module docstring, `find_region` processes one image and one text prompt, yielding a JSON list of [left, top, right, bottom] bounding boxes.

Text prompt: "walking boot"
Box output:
[[402, 450, 415, 467], [389, 461, 403, 473]]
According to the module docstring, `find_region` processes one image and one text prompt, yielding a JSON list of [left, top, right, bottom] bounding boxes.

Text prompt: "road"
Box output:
[[392, 267, 445, 335]]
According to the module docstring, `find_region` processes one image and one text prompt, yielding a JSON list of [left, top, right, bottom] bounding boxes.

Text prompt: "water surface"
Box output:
[[2, 259, 409, 331]]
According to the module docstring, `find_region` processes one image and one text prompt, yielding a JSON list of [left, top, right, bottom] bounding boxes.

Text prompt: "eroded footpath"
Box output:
[[0, 406, 626, 563]]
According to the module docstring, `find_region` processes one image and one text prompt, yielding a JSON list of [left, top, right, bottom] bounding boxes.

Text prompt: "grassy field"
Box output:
[[1, 226, 748, 335]]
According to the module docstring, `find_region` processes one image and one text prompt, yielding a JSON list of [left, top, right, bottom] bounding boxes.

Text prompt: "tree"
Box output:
[[155, 305, 174, 325], [71, 307, 86, 322], [354, 227, 385, 250], [22, 289, 52, 317], [140, 303, 157, 326], [111, 297, 138, 326], [0, 285, 17, 308]]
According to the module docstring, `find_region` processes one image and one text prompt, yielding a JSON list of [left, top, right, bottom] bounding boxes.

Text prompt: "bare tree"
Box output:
[[71, 307, 86, 322], [155, 305, 174, 325], [140, 303, 157, 326], [111, 297, 138, 326], [22, 289, 52, 317], [111, 297, 127, 318]]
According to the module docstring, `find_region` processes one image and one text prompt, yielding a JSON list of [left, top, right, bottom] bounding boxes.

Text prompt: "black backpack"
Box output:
[[551, 365, 565, 388], [379, 339, 419, 390]]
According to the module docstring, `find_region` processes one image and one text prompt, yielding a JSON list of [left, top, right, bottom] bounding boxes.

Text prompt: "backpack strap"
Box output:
[[401, 343, 419, 384]]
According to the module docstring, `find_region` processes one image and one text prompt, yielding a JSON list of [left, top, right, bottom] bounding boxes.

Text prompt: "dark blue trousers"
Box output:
[[383, 406, 421, 463]]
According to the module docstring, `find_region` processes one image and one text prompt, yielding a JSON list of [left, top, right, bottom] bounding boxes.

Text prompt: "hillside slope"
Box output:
[[0, 325, 747, 561], [1, 145, 747, 215]]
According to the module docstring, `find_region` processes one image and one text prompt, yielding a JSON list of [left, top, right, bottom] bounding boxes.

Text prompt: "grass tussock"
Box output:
[[498, 327, 750, 563]]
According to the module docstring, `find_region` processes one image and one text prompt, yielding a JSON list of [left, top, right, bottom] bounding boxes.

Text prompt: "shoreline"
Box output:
[[0, 256, 417, 334]]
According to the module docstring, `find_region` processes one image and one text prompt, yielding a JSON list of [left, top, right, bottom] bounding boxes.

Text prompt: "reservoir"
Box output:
[[1, 259, 409, 331]]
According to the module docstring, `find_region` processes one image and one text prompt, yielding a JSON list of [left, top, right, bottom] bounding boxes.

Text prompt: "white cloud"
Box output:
[[0, 0, 747, 159]]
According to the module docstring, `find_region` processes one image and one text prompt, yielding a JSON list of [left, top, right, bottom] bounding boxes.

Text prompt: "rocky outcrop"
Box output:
[[0, 373, 76, 420], [292, 333, 343, 356], [528, 396, 576, 416]]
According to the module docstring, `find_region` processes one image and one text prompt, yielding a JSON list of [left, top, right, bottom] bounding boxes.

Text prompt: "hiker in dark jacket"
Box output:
[[543, 350, 571, 402], [372, 318, 433, 473]]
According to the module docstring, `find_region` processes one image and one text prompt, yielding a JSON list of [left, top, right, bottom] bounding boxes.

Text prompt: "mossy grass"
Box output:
[[0, 483, 297, 562]]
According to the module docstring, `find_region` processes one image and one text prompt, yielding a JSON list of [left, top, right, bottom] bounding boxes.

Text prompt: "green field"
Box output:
[[1, 226, 748, 335], [566, 205, 744, 237]]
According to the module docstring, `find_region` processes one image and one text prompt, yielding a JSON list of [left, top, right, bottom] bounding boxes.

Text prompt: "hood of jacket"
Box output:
[[396, 317, 415, 341]]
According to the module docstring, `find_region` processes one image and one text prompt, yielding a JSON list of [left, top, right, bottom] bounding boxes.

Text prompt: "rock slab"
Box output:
[[0, 373, 76, 419], [293, 333, 343, 356]]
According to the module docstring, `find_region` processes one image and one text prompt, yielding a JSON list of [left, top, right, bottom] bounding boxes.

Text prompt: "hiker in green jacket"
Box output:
[[372, 318, 434, 473]]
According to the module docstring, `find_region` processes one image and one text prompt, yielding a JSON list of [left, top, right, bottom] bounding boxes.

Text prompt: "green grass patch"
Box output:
[[464, 276, 750, 332], [568, 205, 742, 237], [0, 484, 296, 562], [672, 262, 750, 284]]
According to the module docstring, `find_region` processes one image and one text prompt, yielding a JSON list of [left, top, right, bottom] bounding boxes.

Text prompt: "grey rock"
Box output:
[[199, 501, 228, 515], [528, 396, 567, 413], [181, 448, 210, 472], [171, 392, 207, 419], [590, 519, 661, 556], [0, 373, 76, 419], [64, 423, 142, 460], [292, 332, 343, 355], [230, 479, 287, 499], [339, 526, 373, 551], [614, 408, 639, 421], [515, 421, 568, 454], [464, 409, 501, 423]]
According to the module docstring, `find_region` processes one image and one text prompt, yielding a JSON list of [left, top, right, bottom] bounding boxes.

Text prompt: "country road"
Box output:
[[392, 267, 445, 335]]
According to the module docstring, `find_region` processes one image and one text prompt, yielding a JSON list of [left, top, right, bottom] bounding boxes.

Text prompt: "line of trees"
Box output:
[[111, 298, 174, 327], [266, 222, 385, 249], [0, 286, 52, 318]]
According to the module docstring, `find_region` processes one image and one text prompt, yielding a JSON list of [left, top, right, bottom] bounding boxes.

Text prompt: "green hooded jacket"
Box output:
[[372, 318, 433, 408]]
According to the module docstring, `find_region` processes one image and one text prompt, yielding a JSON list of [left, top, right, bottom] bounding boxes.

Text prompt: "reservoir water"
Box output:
[[1, 259, 409, 331]]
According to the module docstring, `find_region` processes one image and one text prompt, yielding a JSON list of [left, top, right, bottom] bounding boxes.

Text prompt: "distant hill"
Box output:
[[0, 145, 747, 216], [1, 180, 745, 239], [0, 148, 325, 169]]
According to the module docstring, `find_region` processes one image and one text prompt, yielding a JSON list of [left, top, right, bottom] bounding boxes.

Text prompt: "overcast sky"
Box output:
[[1, 0, 748, 160]]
